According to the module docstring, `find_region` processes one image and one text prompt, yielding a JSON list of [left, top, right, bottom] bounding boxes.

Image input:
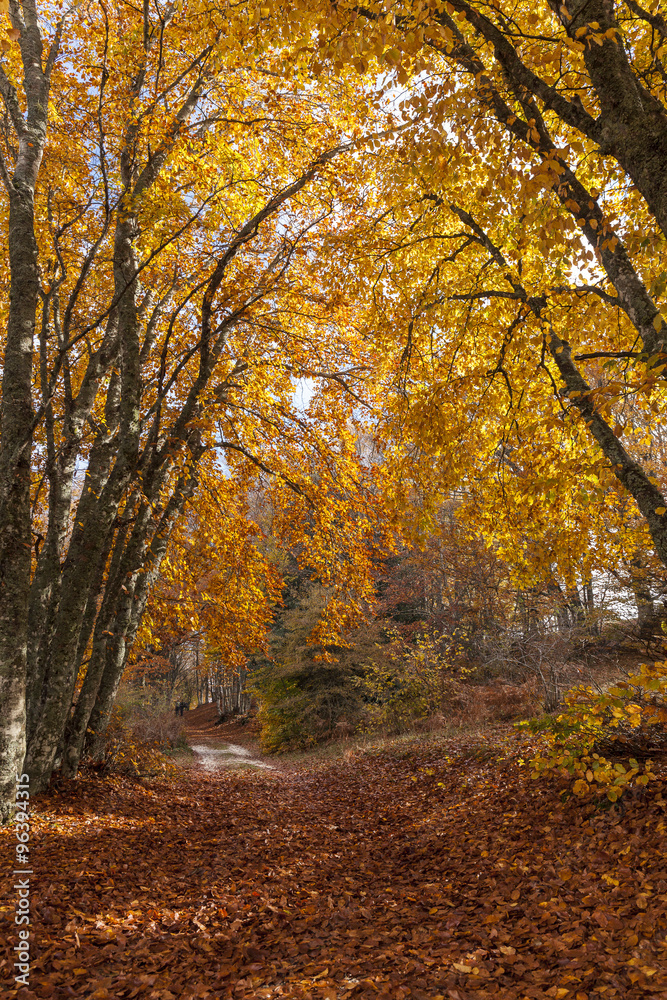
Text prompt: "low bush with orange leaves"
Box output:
[[100, 706, 181, 778]]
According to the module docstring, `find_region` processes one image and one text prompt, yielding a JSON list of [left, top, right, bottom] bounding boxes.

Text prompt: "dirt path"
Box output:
[[180, 703, 277, 772], [188, 741, 276, 772]]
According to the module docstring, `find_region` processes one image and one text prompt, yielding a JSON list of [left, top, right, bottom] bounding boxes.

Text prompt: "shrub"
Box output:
[[520, 660, 667, 801], [483, 679, 540, 722], [129, 708, 184, 747], [99, 706, 181, 778], [360, 628, 471, 733], [255, 659, 365, 753]]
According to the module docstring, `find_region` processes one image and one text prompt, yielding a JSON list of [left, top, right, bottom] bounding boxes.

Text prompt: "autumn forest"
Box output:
[[1, 0, 667, 996]]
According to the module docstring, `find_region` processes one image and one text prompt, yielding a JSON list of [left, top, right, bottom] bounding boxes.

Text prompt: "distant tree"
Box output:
[[254, 583, 385, 751]]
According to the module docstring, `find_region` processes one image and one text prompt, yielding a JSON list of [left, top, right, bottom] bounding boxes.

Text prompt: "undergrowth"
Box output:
[[95, 705, 182, 778], [519, 660, 667, 801]]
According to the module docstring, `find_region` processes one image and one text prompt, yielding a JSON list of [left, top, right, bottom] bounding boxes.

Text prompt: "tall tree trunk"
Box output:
[[23, 177, 144, 791], [0, 189, 40, 822], [64, 451, 203, 774], [26, 322, 120, 737], [629, 556, 656, 639], [0, 6, 60, 819], [23, 456, 136, 790], [566, 586, 585, 626]]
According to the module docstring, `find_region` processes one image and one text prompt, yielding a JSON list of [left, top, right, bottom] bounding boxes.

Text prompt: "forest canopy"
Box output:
[[1, 0, 667, 819]]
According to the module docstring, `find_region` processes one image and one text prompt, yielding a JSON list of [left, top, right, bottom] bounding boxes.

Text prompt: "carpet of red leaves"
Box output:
[[2, 730, 667, 1000]]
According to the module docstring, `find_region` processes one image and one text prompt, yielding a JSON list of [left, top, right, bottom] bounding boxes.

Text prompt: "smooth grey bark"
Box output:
[[25, 131, 338, 787], [22, 59, 200, 789], [0, 185, 38, 823], [67, 449, 204, 772], [0, 3, 62, 822], [27, 312, 120, 708], [21, 32, 214, 791], [63, 492, 156, 773], [55, 495, 137, 774], [23, 428, 137, 789], [0, 0, 360, 812]]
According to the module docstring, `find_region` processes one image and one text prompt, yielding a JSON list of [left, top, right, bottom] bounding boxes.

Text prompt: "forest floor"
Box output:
[[2, 716, 667, 1000]]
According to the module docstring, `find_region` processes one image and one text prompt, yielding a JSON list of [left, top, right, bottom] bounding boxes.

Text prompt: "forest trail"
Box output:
[[181, 705, 276, 773], [1, 732, 666, 999], [188, 742, 276, 773]]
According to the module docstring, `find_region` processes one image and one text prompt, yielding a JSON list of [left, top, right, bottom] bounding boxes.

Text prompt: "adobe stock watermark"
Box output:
[[13, 772, 32, 987]]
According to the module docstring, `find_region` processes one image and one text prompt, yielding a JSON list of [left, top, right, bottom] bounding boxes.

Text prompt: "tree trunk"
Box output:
[[23, 461, 135, 790], [629, 557, 657, 640], [65, 453, 203, 773], [0, 188, 40, 821], [0, 6, 57, 813]]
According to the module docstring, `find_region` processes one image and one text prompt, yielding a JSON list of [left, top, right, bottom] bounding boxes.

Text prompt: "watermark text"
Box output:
[[14, 773, 31, 987]]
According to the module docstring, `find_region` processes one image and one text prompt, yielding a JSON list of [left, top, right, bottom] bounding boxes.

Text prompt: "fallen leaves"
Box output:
[[1, 732, 666, 999]]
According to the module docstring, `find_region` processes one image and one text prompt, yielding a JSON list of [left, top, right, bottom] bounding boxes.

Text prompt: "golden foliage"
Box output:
[[524, 661, 667, 799]]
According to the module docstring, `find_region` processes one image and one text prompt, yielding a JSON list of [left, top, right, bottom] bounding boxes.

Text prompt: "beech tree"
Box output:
[[314, 0, 667, 582], [0, 0, 392, 820]]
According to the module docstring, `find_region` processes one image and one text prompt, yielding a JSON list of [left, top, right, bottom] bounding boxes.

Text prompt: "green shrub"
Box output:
[[253, 585, 375, 752], [359, 628, 470, 733]]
